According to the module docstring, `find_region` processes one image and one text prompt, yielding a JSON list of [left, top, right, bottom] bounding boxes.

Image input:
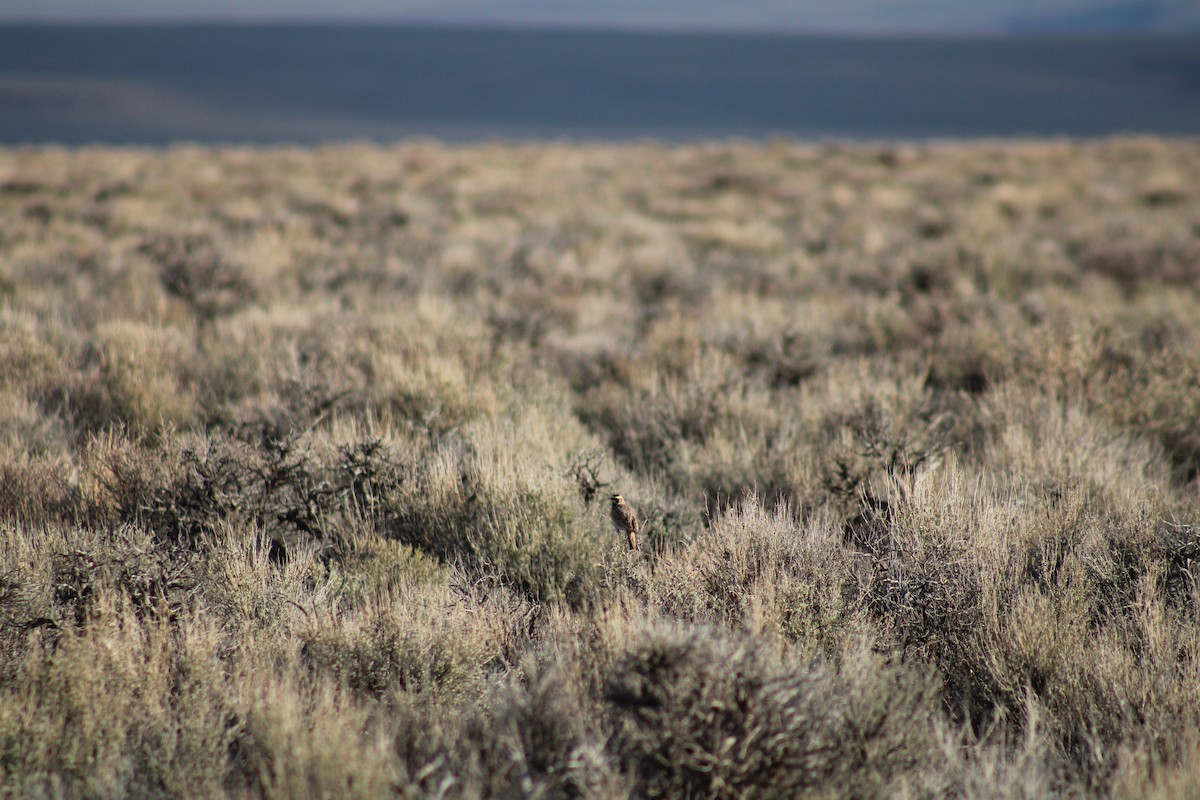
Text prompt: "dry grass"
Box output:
[[1, 136, 1200, 797]]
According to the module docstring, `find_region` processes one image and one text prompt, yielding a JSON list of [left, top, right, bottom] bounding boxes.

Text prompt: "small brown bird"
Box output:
[[610, 494, 640, 552]]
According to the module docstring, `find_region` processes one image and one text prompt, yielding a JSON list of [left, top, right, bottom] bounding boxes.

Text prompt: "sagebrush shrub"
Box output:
[[2, 138, 1199, 797]]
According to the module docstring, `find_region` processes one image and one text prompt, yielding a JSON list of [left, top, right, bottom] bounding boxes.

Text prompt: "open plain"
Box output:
[[2, 138, 1200, 797]]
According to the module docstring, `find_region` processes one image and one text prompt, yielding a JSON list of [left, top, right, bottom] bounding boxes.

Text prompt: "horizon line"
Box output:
[[1, 17, 1195, 38]]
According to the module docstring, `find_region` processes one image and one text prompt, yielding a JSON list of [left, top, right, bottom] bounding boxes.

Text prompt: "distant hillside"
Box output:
[[1007, 1, 1200, 33]]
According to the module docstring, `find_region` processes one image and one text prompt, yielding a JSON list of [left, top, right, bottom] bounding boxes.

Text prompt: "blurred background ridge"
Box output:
[[1, 1, 1199, 144]]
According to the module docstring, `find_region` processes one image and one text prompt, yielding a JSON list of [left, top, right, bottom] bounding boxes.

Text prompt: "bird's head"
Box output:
[[611, 494, 624, 505]]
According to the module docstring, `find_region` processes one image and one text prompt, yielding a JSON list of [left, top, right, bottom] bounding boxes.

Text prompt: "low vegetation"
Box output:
[[1, 137, 1199, 797]]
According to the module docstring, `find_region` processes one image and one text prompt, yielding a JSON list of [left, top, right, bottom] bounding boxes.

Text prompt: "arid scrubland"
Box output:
[[1, 137, 1200, 798]]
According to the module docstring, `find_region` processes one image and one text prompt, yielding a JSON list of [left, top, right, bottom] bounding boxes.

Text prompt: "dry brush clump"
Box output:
[[1, 137, 1200, 797], [603, 623, 942, 799]]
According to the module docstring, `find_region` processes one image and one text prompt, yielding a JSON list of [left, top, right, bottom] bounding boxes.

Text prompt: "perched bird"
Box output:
[[610, 494, 640, 552]]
